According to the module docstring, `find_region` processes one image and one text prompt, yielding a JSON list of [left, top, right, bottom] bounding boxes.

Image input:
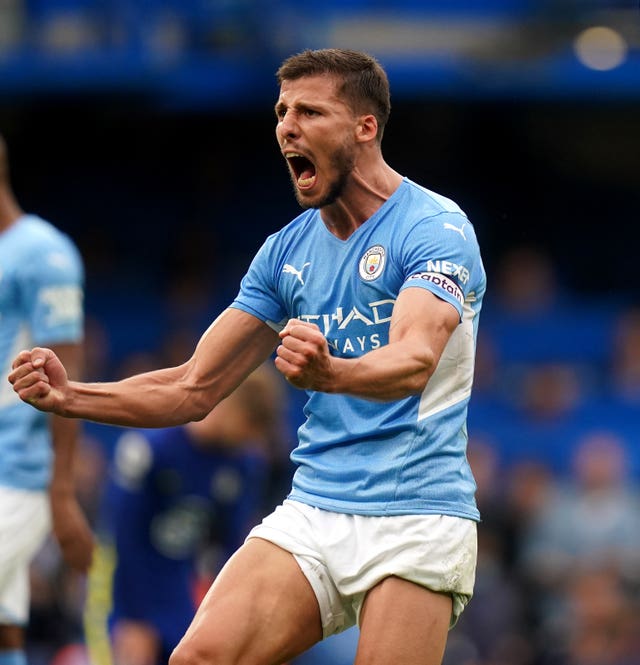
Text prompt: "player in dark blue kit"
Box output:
[[11, 49, 486, 665], [85, 365, 285, 665]]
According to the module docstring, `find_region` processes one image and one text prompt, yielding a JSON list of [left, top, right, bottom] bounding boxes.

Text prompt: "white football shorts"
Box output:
[[246, 499, 477, 637], [0, 486, 51, 625]]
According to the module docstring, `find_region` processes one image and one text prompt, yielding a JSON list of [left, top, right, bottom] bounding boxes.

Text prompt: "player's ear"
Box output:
[[356, 114, 378, 143]]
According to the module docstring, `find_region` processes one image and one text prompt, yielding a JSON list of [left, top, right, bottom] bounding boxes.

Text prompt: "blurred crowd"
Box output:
[[450, 245, 640, 665], [24, 243, 640, 665]]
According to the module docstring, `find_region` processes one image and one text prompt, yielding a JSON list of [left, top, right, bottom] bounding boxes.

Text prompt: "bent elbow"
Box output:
[[176, 360, 224, 422], [407, 352, 438, 395], [185, 390, 218, 422], [406, 373, 430, 396]]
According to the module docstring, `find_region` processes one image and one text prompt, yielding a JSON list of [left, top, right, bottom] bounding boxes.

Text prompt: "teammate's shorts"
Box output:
[[0, 486, 50, 625], [246, 499, 477, 637]]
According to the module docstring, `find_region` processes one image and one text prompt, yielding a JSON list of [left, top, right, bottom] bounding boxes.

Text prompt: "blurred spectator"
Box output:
[[518, 363, 584, 421], [493, 244, 560, 316], [500, 459, 555, 574], [483, 245, 617, 370], [520, 431, 640, 580], [533, 565, 640, 665], [609, 305, 640, 405], [442, 439, 535, 665], [562, 566, 640, 665], [517, 431, 640, 649], [470, 358, 592, 474]]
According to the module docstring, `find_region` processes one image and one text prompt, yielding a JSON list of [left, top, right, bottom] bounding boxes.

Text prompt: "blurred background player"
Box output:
[[0, 134, 93, 665], [85, 364, 289, 665]]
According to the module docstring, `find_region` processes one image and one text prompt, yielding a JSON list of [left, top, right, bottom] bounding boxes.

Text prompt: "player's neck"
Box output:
[[321, 164, 402, 240]]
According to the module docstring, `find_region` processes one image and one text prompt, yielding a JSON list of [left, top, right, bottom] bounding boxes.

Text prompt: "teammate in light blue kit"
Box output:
[[10, 49, 486, 665], [0, 135, 93, 665]]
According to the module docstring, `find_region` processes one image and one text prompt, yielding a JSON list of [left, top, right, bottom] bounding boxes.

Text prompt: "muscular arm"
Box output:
[[10, 309, 279, 428], [276, 287, 459, 401]]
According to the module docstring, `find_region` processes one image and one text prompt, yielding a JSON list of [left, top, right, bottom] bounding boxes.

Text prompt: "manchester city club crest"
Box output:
[[359, 245, 386, 281]]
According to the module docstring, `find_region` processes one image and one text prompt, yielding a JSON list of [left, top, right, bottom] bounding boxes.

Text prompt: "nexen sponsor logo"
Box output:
[[407, 272, 464, 305], [425, 260, 470, 285]]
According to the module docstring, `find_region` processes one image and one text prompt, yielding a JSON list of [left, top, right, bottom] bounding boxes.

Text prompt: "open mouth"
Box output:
[[286, 153, 317, 189]]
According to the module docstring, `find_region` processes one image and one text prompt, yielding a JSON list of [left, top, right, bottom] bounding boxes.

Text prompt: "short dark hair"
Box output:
[[277, 48, 391, 142]]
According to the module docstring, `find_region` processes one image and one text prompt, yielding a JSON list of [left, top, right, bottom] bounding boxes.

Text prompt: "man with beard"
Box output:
[[9, 49, 486, 665]]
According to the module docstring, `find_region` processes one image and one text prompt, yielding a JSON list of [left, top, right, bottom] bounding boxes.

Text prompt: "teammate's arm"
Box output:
[[47, 341, 95, 572], [9, 308, 280, 428], [276, 286, 459, 400]]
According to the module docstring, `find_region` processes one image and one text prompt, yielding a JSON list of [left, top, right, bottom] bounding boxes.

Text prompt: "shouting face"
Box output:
[[275, 74, 360, 210]]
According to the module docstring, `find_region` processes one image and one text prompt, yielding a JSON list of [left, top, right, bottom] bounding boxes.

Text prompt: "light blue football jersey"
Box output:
[[0, 215, 84, 490], [231, 178, 486, 519]]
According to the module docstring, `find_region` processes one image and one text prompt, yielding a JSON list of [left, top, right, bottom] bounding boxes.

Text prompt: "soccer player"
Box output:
[[0, 134, 93, 665], [86, 364, 285, 665], [9, 48, 486, 665]]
